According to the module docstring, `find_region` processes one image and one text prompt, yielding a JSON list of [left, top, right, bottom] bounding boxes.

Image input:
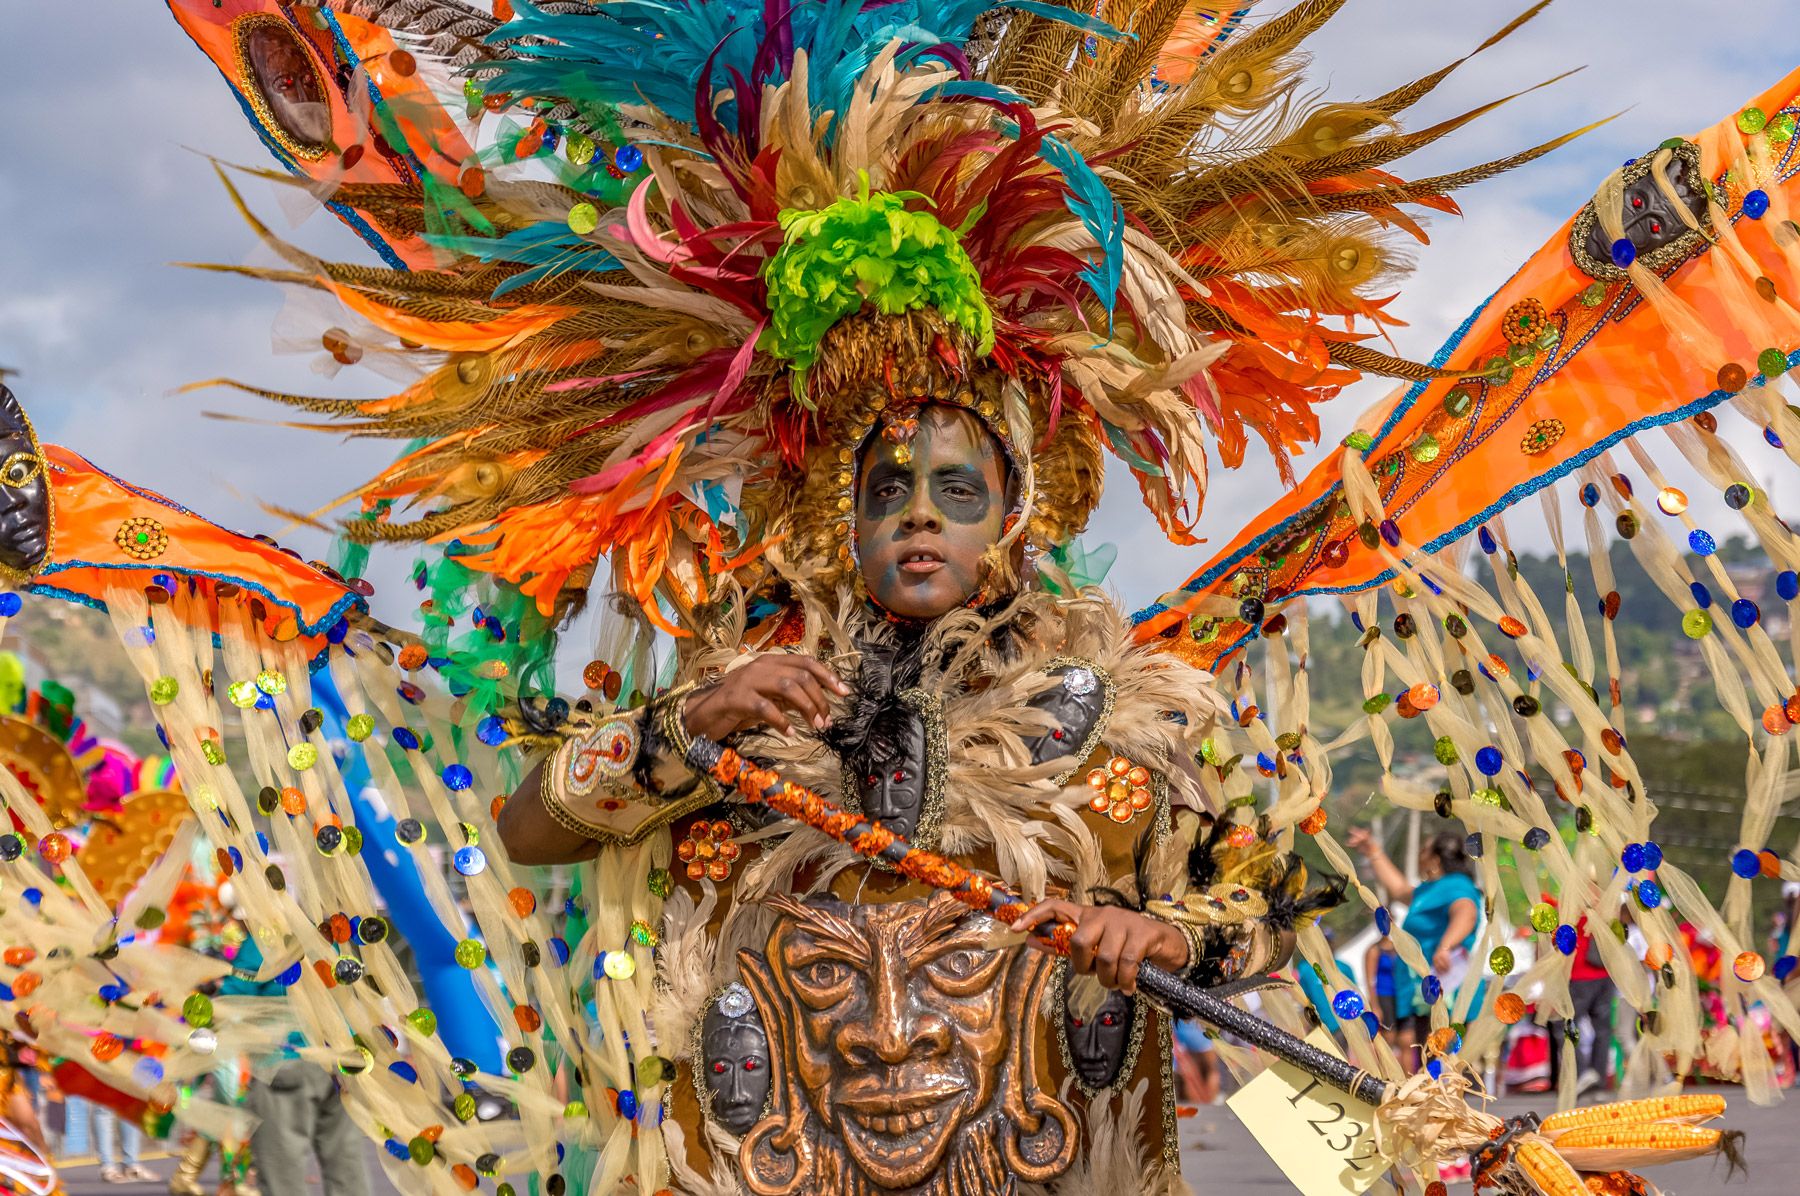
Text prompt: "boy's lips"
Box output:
[[898, 545, 945, 575]]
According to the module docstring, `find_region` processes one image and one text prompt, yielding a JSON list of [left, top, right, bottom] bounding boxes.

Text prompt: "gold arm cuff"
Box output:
[[540, 753, 603, 840]]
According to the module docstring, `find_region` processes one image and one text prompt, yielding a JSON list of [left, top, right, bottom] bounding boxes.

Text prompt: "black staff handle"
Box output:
[[1134, 961, 1390, 1107]]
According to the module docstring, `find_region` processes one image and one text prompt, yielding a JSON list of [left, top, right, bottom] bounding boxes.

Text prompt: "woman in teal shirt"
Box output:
[[1346, 829, 1481, 1067]]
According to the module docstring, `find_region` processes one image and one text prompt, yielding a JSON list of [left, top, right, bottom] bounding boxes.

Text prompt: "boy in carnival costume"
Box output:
[[114, 1, 1660, 1193]]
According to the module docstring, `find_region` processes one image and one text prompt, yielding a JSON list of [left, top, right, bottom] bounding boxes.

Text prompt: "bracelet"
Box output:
[[655, 682, 701, 762]]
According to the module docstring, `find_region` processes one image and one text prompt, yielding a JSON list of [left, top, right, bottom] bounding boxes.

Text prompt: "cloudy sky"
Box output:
[[1, 1, 1796, 637]]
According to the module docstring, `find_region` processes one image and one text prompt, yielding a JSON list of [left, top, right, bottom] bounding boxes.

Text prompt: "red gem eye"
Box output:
[[743, 1058, 760, 1071], [1070, 1017, 1084, 1028], [712, 1061, 727, 1074], [1051, 728, 1065, 740], [891, 769, 905, 782], [1100, 1012, 1119, 1026], [865, 775, 877, 787], [1650, 221, 1662, 234]]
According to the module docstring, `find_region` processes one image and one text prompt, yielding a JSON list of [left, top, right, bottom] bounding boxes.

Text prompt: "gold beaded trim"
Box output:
[[114, 517, 169, 562], [1042, 657, 1114, 787], [0, 396, 53, 585], [231, 14, 332, 163], [833, 686, 948, 870], [1051, 957, 1149, 1100]]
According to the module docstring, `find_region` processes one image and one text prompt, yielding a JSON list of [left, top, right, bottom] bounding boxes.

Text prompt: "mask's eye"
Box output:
[[0, 454, 40, 488], [929, 950, 980, 982], [711, 1060, 728, 1075], [801, 960, 848, 989], [1099, 1011, 1121, 1027]]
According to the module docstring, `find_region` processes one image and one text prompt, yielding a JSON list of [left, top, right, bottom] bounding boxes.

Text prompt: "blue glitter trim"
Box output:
[[35, 559, 364, 638]]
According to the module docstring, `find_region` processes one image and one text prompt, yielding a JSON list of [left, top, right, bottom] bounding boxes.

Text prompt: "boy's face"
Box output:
[[855, 407, 1007, 620]]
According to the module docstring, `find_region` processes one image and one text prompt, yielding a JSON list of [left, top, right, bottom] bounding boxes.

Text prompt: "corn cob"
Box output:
[[1555, 1123, 1720, 1167], [1539, 1094, 1725, 1134], [1516, 1138, 1587, 1196]]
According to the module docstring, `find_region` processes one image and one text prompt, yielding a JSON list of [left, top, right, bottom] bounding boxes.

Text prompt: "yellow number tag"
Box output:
[[1226, 1028, 1388, 1195]]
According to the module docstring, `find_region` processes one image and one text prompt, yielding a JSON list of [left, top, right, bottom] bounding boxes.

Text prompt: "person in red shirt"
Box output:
[[1561, 912, 1617, 1095]]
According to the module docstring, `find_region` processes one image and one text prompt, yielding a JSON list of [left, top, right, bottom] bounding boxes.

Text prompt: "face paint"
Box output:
[[855, 406, 1007, 620]]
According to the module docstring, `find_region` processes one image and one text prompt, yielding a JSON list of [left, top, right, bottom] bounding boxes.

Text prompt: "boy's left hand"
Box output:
[[1013, 899, 1191, 994]]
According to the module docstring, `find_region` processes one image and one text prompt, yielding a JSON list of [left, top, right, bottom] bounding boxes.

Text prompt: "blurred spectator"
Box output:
[[96, 1105, 152, 1184], [222, 938, 368, 1196], [1172, 1019, 1220, 1105], [1363, 937, 1401, 1049], [1346, 828, 1480, 1072], [1554, 913, 1616, 1095]]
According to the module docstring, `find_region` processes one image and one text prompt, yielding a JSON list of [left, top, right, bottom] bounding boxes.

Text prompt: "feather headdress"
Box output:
[[202, 0, 1578, 647]]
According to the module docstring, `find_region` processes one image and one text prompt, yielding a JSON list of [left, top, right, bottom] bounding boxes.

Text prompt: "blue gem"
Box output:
[[593, 952, 608, 981], [1580, 482, 1600, 507], [1690, 582, 1712, 608], [1361, 1011, 1381, 1037], [1331, 990, 1365, 1020], [1523, 827, 1550, 851], [1554, 924, 1577, 955], [617, 1089, 639, 1120], [99, 984, 126, 1003], [1688, 529, 1717, 555], [1426, 1058, 1443, 1080], [1375, 907, 1392, 935], [327, 618, 349, 644], [1621, 842, 1645, 873], [1768, 426, 1785, 449], [1780, 572, 1800, 601], [256, 832, 270, 854], [0, 593, 20, 617], [548, 937, 570, 966], [1642, 842, 1664, 870], [1610, 238, 1637, 268], [393, 727, 420, 750], [1731, 849, 1761, 879], [22, 889, 40, 906], [442, 764, 474, 791], [1732, 599, 1760, 629], [1349, 613, 1364, 633], [227, 846, 243, 872], [255, 692, 275, 711], [1478, 527, 1497, 554], [385, 1140, 410, 1161], [277, 962, 303, 986], [1465, 833, 1483, 859], [1421, 975, 1442, 1004], [454, 847, 487, 877], [1256, 752, 1276, 773], [1776, 956, 1798, 981], [477, 716, 509, 747], [1743, 189, 1771, 219], [388, 1061, 418, 1083], [1474, 746, 1503, 776], [615, 145, 645, 173], [1637, 878, 1663, 909]]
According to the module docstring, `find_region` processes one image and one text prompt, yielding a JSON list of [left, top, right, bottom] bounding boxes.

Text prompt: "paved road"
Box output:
[[55, 1085, 1790, 1195], [1178, 1084, 1783, 1194]]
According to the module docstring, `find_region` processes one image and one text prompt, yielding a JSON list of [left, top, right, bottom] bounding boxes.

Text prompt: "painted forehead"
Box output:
[[857, 405, 1007, 477]]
